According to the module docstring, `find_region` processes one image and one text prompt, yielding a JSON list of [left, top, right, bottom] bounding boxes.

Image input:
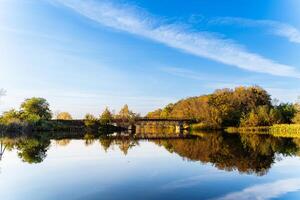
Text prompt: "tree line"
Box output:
[[1, 86, 300, 131], [147, 86, 300, 128], [0, 92, 139, 132]]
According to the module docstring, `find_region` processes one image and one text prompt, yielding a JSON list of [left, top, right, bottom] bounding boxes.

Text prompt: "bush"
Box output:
[[240, 106, 273, 127], [84, 114, 98, 129]]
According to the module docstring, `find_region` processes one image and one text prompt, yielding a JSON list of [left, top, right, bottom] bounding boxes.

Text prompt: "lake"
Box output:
[[1, 132, 300, 200]]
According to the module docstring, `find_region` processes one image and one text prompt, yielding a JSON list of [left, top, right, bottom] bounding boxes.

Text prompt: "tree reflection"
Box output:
[[99, 135, 138, 155], [84, 133, 95, 146], [16, 137, 50, 164], [153, 132, 299, 176], [1, 131, 300, 175], [55, 139, 71, 147]]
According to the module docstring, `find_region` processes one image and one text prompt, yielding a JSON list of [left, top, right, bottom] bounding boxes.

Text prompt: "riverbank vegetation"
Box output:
[[1, 86, 300, 136], [147, 86, 300, 132], [0, 93, 138, 134]]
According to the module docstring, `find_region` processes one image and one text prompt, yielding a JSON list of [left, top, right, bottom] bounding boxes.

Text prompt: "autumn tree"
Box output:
[[57, 112, 73, 120], [147, 86, 272, 128], [99, 107, 113, 125], [84, 113, 98, 128], [116, 104, 138, 122]]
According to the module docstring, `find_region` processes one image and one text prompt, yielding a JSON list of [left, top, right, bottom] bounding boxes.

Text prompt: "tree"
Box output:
[[146, 86, 272, 128], [99, 107, 113, 125], [0, 109, 21, 124], [84, 113, 98, 128], [57, 112, 73, 120], [160, 103, 174, 118], [274, 103, 296, 124], [240, 106, 273, 127], [20, 97, 52, 120], [117, 104, 138, 122]]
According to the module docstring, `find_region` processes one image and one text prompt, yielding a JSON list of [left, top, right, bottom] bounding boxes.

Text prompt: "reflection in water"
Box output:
[[55, 139, 71, 147], [99, 135, 139, 155], [1, 131, 300, 176], [154, 133, 299, 176]]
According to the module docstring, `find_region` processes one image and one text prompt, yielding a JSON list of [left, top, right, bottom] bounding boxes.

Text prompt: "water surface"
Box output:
[[1, 132, 300, 200]]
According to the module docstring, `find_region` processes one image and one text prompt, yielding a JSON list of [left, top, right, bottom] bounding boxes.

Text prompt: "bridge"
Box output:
[[111, 117, 197, 123], [52, 118, 197, 124], [51, 118, 197, 134]]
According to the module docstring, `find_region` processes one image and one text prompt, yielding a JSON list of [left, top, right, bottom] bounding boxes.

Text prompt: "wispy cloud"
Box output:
[[214, 178, 300, 200], [211, 17, 300, 44], [159, 67, 209, 80], [54, 0, 300, 78]]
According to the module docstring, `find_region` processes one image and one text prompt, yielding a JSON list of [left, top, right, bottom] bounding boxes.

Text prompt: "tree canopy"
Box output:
[[20, 97, 52, 120], [147, 86, 300, 128], [57, 112, 73, 120], [99, 107, 113, 124]]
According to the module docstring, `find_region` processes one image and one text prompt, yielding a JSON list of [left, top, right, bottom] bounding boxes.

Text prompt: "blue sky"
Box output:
[[0, 0, 300, 118]]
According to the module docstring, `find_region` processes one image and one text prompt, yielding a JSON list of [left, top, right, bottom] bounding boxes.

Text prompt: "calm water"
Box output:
[[1, 132, 300, 200]]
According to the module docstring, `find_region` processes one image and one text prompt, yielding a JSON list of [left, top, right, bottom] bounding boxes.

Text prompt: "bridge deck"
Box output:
[[51, 118, 197, 124]]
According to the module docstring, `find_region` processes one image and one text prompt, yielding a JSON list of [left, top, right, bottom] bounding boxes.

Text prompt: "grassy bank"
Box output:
[[226, 124, 300, 138], [191, 123, 221, 131]]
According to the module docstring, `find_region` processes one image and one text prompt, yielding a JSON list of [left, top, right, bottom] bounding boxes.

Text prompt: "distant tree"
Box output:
[[117, 104, 138, 122], [99, 107, 113, 125], [84, 113, 98, 128], [57, 112, 73, 120], [0, 109, 21, 124], [20, 97, 52, 120]]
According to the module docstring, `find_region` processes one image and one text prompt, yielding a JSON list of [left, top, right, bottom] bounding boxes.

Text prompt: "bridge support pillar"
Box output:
[[175, 122, 184, 134]]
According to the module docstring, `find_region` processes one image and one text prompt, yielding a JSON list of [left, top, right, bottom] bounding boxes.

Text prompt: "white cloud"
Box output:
[[160, 66, 209, 80], [215, 178, 300, 200], [211, 17, 300, 44], [54, 0, 300, 78]]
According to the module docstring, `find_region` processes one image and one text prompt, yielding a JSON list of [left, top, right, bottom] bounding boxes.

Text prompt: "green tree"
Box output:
[[274, 103, 297, 124], [99, 107, 113, 124], [20, 97, 52, 120], [0, 109, 21, 124], [16, 137, 50, 164]]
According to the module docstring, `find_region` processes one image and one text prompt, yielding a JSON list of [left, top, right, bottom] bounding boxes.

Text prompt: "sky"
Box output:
[[0, 0, 300, 118]]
